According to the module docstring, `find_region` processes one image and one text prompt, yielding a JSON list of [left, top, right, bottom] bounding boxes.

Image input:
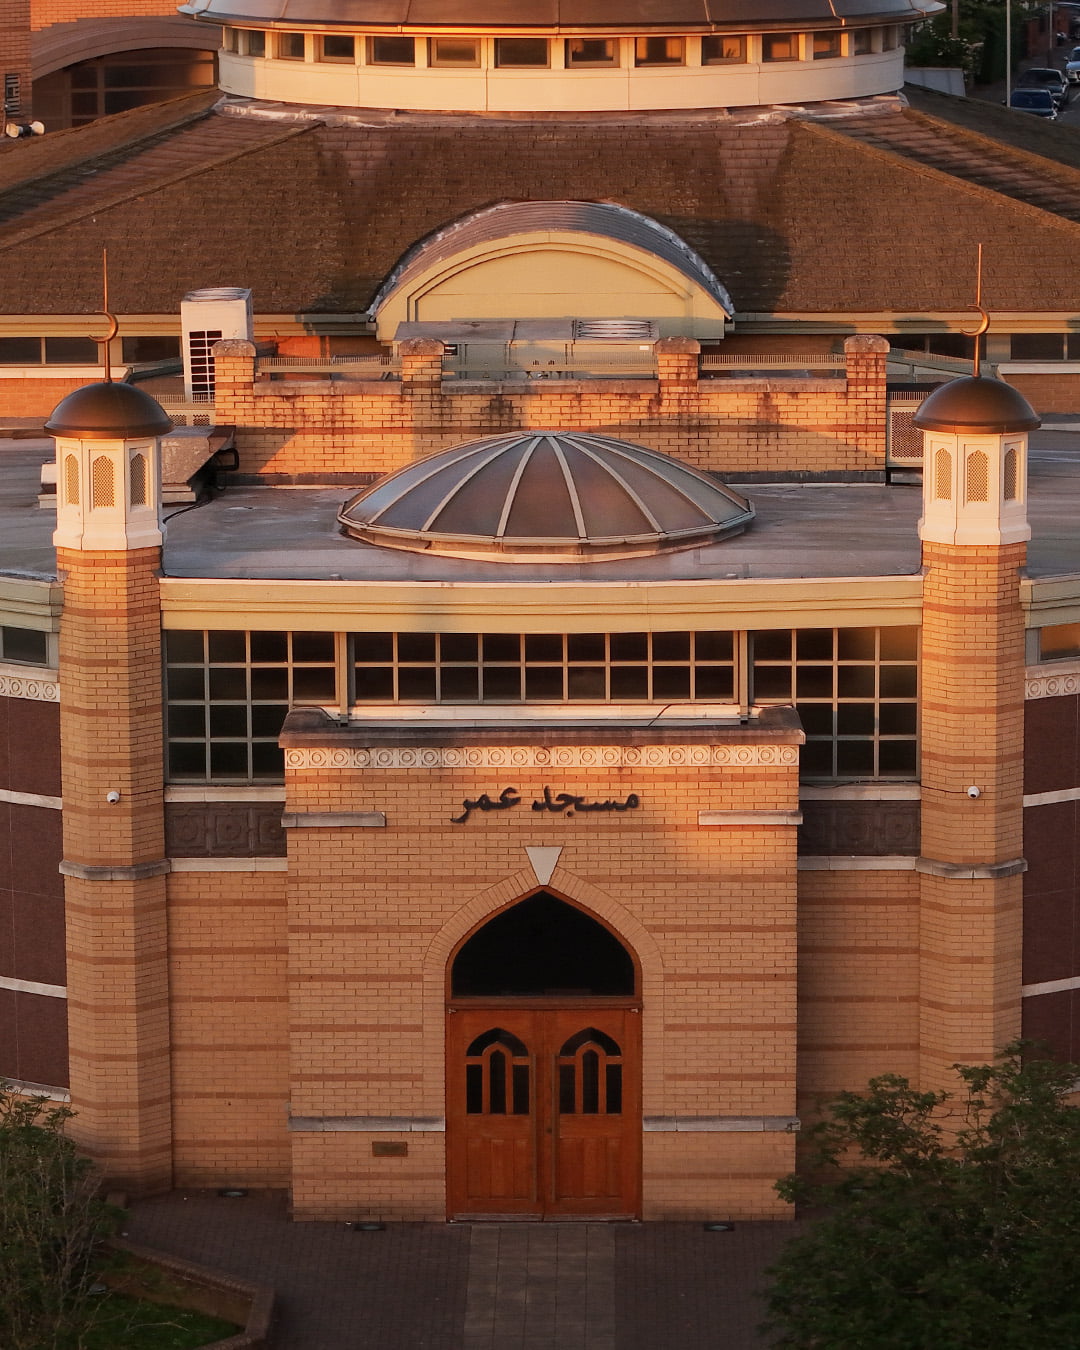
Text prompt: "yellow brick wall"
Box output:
[[59, 546, 173, 1192], [212, 340, 887, 480], [796, 868, 920, 1128], [283, 754, 800, 1220], [918, 542, 1026, 1089], [167, 870, 291, 1186]]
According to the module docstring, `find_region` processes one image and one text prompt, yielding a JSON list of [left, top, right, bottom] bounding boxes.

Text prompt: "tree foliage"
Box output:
[[906, 0, 1045, 82], [0, 1084, 121, 1350], [764, 1044, 1080, 1349]]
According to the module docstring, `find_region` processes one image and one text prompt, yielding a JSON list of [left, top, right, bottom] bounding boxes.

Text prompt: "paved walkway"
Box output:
[[124, 1191, 797, 1349]]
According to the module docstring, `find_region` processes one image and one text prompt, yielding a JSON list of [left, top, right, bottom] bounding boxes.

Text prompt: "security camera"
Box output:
[[105, 790, 121, 804], [966, 785, 981, 799]]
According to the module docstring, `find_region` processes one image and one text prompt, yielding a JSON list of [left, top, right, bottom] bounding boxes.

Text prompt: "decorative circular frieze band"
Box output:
[[0, 674, 59, 702], [284, 744, 800, 770], [1027, 668, 1080, 700]]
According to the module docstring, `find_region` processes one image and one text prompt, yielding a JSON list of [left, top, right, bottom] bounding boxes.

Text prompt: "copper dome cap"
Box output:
[[913, 376, 1040, 435], [339, 431, 754, 563], [45, 382, 174, 440]]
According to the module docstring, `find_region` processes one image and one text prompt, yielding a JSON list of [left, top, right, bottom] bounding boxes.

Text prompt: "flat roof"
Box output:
[[5, 431, 1080, 585]]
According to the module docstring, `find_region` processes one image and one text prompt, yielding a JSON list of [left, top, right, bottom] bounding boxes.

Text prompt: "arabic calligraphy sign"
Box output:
[[451, 786, 641, 825]]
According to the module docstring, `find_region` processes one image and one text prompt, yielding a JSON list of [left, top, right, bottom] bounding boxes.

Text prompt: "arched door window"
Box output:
[[465, 1028, 531, 1116], [557, 1028, 623, 1115]]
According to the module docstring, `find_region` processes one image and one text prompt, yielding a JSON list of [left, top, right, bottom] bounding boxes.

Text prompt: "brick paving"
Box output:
[[124, 1191, 798, 1350]]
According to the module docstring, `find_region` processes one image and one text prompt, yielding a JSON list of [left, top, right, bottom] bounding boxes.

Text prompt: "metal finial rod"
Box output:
[[962, 242, 990, 377], [96, 247, 118, 383]]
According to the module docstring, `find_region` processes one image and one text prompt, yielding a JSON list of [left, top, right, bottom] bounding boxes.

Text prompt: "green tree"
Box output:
[[906, 0, 1043, 83], [764, 1044, 1080, 1349], [0, 1084, 121, 1350]]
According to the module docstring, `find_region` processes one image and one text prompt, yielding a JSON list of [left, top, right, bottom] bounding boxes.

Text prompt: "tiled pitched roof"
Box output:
[[4, 91, 1080, 319], [771, 116, 1080, 313]]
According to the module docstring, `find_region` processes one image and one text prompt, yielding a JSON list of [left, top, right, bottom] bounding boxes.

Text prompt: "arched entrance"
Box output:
[[446, 890, 641, 1220]]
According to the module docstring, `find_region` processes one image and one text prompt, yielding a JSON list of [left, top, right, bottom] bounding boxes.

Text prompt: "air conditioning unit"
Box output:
[[180, 287, 253, 400]]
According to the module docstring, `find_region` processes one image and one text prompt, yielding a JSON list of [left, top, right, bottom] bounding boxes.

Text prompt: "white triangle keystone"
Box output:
[[525, 846, 562, 886]]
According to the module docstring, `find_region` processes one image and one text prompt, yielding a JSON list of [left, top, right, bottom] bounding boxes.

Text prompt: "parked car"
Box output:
[[1009, 87, 1059, 118], [1066, 46, 1080, 81], [1016, 67, 1069, 107]]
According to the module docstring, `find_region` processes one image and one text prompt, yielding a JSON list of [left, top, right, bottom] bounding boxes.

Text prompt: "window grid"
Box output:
[[750, 627, 919, 779], [165, 630, 337, 782], [351, 632, 736, 705], [164, 627, 918, 783]]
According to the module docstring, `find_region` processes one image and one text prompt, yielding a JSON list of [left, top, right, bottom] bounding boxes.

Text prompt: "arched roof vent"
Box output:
[[339, 431, 753, 563]]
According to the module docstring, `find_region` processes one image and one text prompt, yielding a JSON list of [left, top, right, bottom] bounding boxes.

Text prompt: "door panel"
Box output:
[[447, 1005, 640, 1219], [451, 1016, 539, 1216], [548, 1013, 638, 1217]]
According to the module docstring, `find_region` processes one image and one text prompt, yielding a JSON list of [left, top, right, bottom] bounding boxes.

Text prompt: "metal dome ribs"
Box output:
[[338, 431, 753, 563]]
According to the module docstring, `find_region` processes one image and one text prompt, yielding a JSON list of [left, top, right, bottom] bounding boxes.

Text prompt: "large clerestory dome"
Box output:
[[338, 431, 754, 563], [185, 1, 937, 26], [186, 0, 944, 115]]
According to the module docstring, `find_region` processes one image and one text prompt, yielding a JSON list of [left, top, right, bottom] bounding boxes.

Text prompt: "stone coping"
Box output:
[[103, 1231, 274, 1350], [279, 704, 804, 747]]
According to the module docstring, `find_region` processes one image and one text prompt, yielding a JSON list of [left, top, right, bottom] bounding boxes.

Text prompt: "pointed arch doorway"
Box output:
[[446, 890, 641, 1221]]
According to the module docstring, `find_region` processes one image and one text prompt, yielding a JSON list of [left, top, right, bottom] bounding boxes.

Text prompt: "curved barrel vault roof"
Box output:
[[370, 201, 733, 337]]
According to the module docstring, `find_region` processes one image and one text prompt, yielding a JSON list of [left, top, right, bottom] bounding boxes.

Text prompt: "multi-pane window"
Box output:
[[164, 626, 918, 783], [30, 48, 216, 129], [702, 35, 747, 64], [853, 29, 874, 54], [0, 337, 99, 365], [165, 631, 337, 781], [751, 627, 918, 779], [1009, 333, 1080, 361], [244, 31, 266, 57], [352, 632, 735, 704], [813, 32, 842, 59]]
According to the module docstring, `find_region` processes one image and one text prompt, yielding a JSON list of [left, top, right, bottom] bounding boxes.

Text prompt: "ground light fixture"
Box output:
[[703, 1220, 736, 1232], [351, 1221, 386, 1231], [217, 1188, 248, 1198]]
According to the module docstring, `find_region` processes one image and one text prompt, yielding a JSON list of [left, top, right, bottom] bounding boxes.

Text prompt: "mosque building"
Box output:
[[2, 0, 1080, 1224]]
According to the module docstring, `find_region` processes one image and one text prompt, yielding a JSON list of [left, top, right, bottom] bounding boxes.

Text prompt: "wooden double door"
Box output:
[[446, 1004, 641, 1220]]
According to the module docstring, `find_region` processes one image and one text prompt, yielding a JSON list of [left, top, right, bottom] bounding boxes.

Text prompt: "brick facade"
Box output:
[[212, 336, 889, 482], [58, 545, 172, 1191]]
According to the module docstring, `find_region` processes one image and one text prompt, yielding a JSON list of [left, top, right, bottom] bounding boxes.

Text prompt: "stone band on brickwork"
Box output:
[[643, 1116, 800, 1132], [0, 673, 58, 702], [0, 787, 61, 810], [285, 744, 801, 770], [281, 811, 386, 828], [59, 859, 171, 881], [0, 974, 65, 998], [288, 1115, 445, 1132], [915, 856, 1027, 880], [699, 811, 802, 826]]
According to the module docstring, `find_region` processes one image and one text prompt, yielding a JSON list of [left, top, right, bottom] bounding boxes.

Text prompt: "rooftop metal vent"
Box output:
[[572, 319, 657, 340]]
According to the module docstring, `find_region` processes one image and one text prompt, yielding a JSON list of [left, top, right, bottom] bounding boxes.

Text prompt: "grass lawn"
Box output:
[[81, 1291, 240, 1349]]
